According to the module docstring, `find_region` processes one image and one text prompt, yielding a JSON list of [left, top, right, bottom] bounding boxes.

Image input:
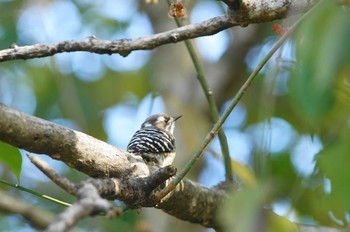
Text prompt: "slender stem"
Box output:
[[167, 0, 234, 182], [155, 1, 313, 200], [0, 179, 71, 207]]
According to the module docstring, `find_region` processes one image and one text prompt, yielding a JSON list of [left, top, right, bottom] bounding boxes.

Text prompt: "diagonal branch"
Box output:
[[0, 0, 314, 63], [167, 0, 233, 182], [27, 155, 78, 195]]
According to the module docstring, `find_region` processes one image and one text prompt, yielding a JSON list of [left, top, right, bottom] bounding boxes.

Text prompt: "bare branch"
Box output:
[[0, 0, 314, 62], [0, 16, 234, 62]]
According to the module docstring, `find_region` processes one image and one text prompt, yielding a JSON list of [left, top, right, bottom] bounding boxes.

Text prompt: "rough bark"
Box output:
[[0, 103, 148, 178]]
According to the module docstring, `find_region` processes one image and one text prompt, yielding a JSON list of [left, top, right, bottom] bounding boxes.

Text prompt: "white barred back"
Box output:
[[127, 127, 175, 155]]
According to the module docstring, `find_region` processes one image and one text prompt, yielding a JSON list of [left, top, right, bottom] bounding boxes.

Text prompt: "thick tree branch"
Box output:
[[0, 104, 148, 178], [0, 104, 225, 229], [157, 179, 227, 229], [0, 0, 314, 62], [28, 154, 177, 208]]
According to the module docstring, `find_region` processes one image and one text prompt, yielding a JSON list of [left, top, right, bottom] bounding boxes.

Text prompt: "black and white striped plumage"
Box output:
[[127, 114, 181, 168]]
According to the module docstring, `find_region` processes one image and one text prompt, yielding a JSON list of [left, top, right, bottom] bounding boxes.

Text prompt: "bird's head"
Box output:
[[141, 114, 182, 134]]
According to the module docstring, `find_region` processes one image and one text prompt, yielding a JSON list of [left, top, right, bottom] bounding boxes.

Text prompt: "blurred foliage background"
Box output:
[[0, 0, 350, 231]]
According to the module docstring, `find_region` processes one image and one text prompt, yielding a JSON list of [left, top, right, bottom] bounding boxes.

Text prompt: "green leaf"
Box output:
[[0, 141, 22, 184], [220, 183, 298, 232], [220, 185, 263, 232], [290, 1, 350, 126], [317, 139, 350, 223]]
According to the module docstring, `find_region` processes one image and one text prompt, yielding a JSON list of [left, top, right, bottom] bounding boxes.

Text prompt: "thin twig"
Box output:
[[27, 154, 78, 195], [0, 179, 71, 207], [167, 0, 234, 182], [45, 182, 123, 232], [154, 1, 319, 200]]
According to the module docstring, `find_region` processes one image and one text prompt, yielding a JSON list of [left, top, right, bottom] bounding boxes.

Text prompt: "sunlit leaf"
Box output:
[[0, 141, 22, 184], [231, 160, 257, 187], [267, 211, 298, 232]]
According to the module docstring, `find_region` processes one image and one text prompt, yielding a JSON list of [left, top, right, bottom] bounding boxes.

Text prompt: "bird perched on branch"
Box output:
[[127, 114, 181, 168]]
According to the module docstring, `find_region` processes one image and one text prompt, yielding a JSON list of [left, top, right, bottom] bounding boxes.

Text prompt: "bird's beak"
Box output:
[[173, 115, 182, 121]]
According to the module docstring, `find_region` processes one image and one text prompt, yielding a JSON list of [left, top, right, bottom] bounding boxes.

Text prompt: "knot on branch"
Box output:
[[116, 165, 177, 208]]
